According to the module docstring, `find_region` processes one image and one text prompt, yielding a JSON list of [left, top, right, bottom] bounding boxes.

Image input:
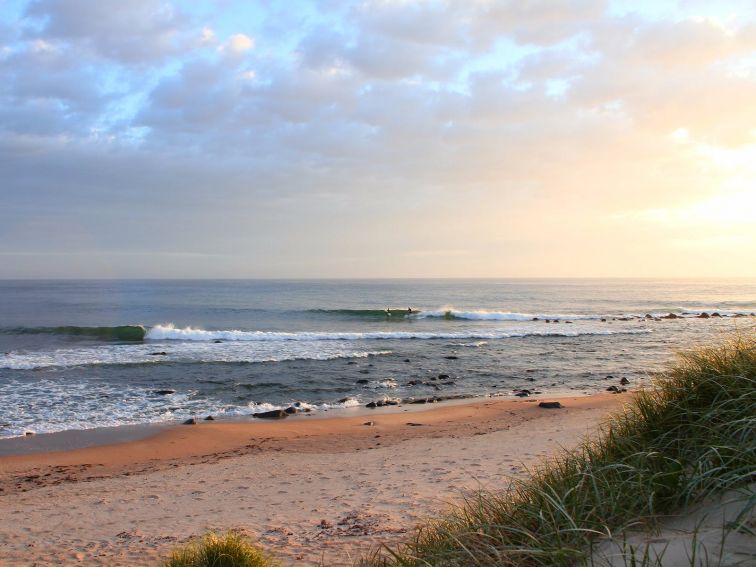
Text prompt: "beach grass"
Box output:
[[358, 335, 756, 566], [163, 532, 280, 567]]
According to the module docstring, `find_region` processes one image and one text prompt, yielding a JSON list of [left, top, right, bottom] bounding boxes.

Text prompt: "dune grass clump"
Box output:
[[360, 336, 756, 566], [164, 532, 280, 567]]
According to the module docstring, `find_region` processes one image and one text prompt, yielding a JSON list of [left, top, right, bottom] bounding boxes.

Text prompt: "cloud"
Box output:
[[221, 33, 255, 55], [1, 0, 755, 277]]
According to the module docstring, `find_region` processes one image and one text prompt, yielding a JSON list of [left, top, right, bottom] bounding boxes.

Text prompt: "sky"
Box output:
[[0, 0, 755, 278]]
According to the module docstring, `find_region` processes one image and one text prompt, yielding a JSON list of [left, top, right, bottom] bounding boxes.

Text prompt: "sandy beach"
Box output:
[[0, 393, 625, 566]]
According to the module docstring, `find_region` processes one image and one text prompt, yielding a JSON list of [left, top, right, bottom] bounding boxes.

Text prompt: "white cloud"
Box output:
[[221, 33, 254, 56]]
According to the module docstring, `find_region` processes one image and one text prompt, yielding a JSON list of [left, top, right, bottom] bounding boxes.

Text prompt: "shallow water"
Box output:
[[1, 278, 754, 438]]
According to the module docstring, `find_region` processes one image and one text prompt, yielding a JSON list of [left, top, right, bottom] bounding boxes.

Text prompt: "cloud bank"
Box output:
[[1, 0, 754, 277]]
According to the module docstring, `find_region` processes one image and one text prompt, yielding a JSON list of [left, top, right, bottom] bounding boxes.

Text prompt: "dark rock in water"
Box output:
[[606, 375, 614, 379], [606, 385, 619, 392], [711, 312, 721, 317], [346, 361, 357, 365], [358, 369, 370, 374], [149, 351, 168, 356], [404, 358, 411, 363], [662, 313, 679, 319], [698, 312, 710, 318], [25, 431, 34, 436], [645, 314, 653, 319], [539, 402, 563, 409], [545, 319, 551, 323], [204, 415, 215, 421], [532, 317, 539, 321], [183, 418, 196, 425], [617, 317, 631, 321], [254, 409, 287, 419], [444, 355, 459, 360], [284, 406, 298, 414], [356, 379, 369, 384], [620, 377, 630, 385], [213, 340, 223, 344], [429, 376, 438, 381], [153, 389, 175, 395], [438, 374, 450, 380], [406, 422, 424, 426], [525, 377, 536, 382], [515, 391, 529, 397], [406, 380, 420, 386], [363, 421, 374, 426], [565, 321, 573, 324], [337, 397, 352, 404], [601, 318, 607, 322], [366, 398, 400, 408], [407, 398, 428, 404]]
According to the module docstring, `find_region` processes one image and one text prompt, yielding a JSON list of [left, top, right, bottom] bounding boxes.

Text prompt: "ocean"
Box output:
[[1, 279, 754, 439]]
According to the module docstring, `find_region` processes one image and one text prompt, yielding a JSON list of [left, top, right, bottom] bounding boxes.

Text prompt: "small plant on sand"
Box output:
[[164, 532, 280, 567], [359, 335, 756, 567]]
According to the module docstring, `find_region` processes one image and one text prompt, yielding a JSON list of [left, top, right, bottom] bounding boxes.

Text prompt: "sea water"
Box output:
[[0, 279, 754, 438]]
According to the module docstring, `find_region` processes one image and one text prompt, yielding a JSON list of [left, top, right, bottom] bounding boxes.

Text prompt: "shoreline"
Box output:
[[0, 389, 612, 457], [0, 391, 628, 566]]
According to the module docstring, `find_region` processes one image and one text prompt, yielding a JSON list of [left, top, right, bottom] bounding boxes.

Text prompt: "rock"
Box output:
[[25, 431, 34, 436], [532, 317, 539, 321], [606, 385, 619, 392], [356, 379, 369, 384], [606, 375, 614, 379], [620, 377, 630, 385], [645, 314, 653, 319], [438, 374, 450, 380], [539, 402, 563, 409], [153, 389, 175, 395], [149, 351, 168, 356], [319, 520, 332, 529], [284, 406, 298, 414], [406, 380, 420, 386], [565, 321, 573, 324], [213, 340, 222, 344], [698, 312, 710, 318], [346, 361, 358, 365], [711, 312, 721, 317], [363, 421, 374, 426], [204, 415, 215, 421], [662, 313, 679, 319], [515, 391, 529, 397], [601, 318, 607, 322], [407, 398, 428, 404], [444, 355, 459, 360], [358, 369, 370, 374], [406, 422, 424, 426], [254, 409, 288, 419], [183, 418, 196, 425], [337, 397, 352, 404], [404, 358, 411, 362], [545, 319, 551, 323]]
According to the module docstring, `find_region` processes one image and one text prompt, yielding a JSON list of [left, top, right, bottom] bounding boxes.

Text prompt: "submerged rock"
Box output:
[[539, 402, 563, 409], [444, 355, 459, 360], [698, 312, 710, 318], [254, 409, 288, 419], [153, 389, 175, 395], [204, 415, 215, 421], [620, 377, 630, 385], [149, 351, 168, 356], [183, 418, 196, 425]]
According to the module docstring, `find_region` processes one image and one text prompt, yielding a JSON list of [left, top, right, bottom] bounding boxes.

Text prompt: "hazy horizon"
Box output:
[[1, 0, 754, 279]]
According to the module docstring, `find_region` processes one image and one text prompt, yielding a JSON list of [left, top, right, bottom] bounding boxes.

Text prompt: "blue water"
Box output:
[[0, 279, 754, 438]]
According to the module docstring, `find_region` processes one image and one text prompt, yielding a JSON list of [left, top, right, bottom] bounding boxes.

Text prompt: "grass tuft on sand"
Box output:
[[359, 335, 756, 566], [164, 532, 280, 567]]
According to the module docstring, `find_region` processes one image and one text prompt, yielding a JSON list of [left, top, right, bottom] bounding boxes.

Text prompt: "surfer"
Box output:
[[407, 307, 412, 313]]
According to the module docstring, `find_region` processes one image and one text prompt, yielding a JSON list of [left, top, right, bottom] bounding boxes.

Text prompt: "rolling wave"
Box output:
[[144, 323, 651, 342], [0, 325, 147, 341]]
